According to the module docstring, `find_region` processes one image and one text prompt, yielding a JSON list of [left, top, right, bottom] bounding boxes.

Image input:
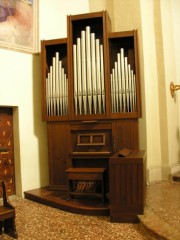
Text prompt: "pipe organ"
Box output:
[[40, 11, 144, 223], [45, 35, 138, 117]]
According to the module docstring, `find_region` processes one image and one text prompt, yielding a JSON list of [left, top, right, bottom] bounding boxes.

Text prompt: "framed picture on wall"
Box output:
[[0, 0, 39, 54]]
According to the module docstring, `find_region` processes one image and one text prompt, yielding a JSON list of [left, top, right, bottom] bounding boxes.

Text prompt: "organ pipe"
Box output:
[[90, 33, 97, 114], [86, 26, 92, 114], [73, 44, 78, 115], [81, 30, 87, 114]]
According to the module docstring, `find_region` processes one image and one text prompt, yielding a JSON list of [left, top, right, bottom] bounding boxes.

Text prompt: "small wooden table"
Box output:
[[66, 168, 106, 202]]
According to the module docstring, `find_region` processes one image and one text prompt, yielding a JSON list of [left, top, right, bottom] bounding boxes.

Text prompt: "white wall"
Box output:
[[172, 1, 180, 171], [0, 49, 47, 196], [39, 0, 90, 40], [0, 0, 89, 196], [161, 0, 180, 176], [140, 0, 163, 181]]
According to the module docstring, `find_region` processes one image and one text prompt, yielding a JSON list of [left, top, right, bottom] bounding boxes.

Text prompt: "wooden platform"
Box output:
[[24, 187, 109, 216]]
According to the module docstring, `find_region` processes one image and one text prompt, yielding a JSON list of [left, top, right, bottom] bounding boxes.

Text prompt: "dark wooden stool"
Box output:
[[66, 168, 106, 202]]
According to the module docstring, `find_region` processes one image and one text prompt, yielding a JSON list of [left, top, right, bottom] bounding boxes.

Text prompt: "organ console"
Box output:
[[40, 11, 145, 223]]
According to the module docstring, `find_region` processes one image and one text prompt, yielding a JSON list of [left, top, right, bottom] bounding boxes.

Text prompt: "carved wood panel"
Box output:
[[47, 123, 71, 190], [0, 107, 15, 196]]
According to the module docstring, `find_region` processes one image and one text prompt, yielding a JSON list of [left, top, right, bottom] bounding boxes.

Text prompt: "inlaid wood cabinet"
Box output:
[[41, 11, 144, 222], [0, 108, 16, 195]]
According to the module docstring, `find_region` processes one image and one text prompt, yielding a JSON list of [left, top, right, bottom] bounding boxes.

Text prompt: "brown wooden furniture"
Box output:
[[0, 181, 18, 238], [66, 167, 106, 202], [0, 107, 16, 195], [40, 10, 144, 221], [109, 150, 146, 223]]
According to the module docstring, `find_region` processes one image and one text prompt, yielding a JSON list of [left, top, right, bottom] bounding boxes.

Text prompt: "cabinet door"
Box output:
[[41, 39, 69, 121], [47, 123, 71, 190]]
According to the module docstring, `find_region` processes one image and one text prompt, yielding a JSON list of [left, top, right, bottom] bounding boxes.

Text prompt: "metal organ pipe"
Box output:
[[77, 37, 82, 115], [120, 48, 126, 112], [117, 53, 122, 112], [90, 33, 97, 114], [81, 30, 87, 114], [55, 52, 60, 115], [100, 44, 105, 113], [49, 66, 53, 115], [124, 57, 129, 112], [73, 44, 78, 115], [86, 26, 92, 114]]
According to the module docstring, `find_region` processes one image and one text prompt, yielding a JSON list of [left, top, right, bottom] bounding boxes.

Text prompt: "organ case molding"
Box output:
[[67, 11, 112, 120], [41, 11, 141, 121], [41, 38, 68, 121], [108, 30, 141, 119]]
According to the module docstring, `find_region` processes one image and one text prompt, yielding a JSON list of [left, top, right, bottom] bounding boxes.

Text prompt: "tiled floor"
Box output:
[[1, 180, 179, 239], [139, 181, 180, 240]]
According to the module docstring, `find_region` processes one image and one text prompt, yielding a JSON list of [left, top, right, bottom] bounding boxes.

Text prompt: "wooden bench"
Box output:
[[66, 168, 106, 202]]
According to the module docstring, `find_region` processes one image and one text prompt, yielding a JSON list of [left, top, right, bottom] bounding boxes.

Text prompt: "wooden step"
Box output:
[[24, 187, 109, 216]]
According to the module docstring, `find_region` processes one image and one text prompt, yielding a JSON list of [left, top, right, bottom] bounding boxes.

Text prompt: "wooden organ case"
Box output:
[[41, 11, 145, 222]]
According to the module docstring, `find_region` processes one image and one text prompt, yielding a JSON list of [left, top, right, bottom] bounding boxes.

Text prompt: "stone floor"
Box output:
[[139, 180, 180, 240], [0, 180, 179, 239]]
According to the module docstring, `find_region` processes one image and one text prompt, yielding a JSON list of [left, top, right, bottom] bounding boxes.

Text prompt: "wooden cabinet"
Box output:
[[0, 107, 16, 195], [40, 10, 144, 220], [109, 150, 146, 223]]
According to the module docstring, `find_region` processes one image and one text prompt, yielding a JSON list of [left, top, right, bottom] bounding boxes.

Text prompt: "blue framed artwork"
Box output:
[[0, 0, 38, 53]]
